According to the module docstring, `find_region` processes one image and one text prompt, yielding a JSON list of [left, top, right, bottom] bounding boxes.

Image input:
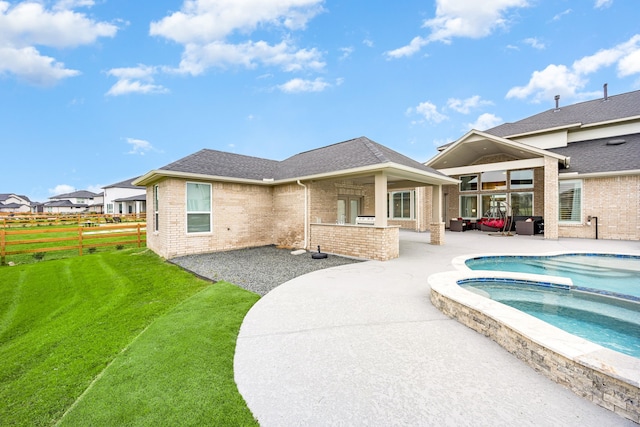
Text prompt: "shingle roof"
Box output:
[[550, 133, 640, 175], [485, 90, 640, 138], [0, 194, 31, 203], [44, 200, 87, 207], [159, 136, 446, 181], [103, 176, 145, 189], [114, 194, 147, 202], [50, 190, 101, 199]]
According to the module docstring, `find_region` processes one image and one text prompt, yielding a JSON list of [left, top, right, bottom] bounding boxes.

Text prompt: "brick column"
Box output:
[[430, 185, 445, 245], [543, 156, 559, 240]]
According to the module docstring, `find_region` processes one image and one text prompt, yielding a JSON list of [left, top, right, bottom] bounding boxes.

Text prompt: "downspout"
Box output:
[[297, 180, 308, 250]]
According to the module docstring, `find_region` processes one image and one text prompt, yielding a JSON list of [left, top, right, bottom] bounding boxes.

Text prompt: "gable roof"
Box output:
[[50, 190, 101, 199], [550, 133, 640, 176], [103, 177, 145, 190], [0, 193, 31, 203], [136, 136, 456, 186], [485, 90, 640, 138]]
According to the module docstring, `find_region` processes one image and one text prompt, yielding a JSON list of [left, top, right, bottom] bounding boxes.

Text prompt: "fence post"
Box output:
[[1, 228, 5, 265], [137, 223, 141, 247], [78, 226, 83, 256]]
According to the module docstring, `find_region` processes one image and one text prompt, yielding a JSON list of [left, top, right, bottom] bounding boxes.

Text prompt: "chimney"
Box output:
[[554, 94, 560, 111], [603, 83, 608, 101]]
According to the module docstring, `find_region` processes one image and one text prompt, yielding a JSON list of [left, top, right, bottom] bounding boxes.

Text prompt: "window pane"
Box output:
[[393, 193, 402, 218], [511, 192, 533, 216], [337, 199, 346, 224], [460, 196, 478, 218], [402, 192, 410, 218], [559, 181, 581, 222], [481, 194, 507, 217], [187, 183, 211, 212], [481, 171, 507, 190], [460, 175, 478, 191], [187, 213, 211, 233], [510, 170, 533, 189]]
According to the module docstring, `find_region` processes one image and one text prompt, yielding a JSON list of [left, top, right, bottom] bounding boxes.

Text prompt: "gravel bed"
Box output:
[[170, 246, 364, 296]]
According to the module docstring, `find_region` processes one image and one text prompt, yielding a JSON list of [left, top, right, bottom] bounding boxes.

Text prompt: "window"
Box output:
[[510, 192, 533, 216], [107, 203, 113, 214], [460, 175, 478, 191], [186, 182, 211, 233], [559, 180, 581, 222], [510, 169, 533, 189], [481, 194, 507, 217], [154, 185, 159, 232], [388, 191, 414, 219], [460, 195, 478, 218], [481, 170, 507, 190], [337, 196, 361, 224]]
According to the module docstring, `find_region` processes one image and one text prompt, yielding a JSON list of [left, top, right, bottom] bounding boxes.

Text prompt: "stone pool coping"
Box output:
[[429, 252, 640, 423]]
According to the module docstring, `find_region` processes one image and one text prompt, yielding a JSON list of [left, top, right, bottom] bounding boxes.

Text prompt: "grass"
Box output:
[[0, 249, 260, 426]]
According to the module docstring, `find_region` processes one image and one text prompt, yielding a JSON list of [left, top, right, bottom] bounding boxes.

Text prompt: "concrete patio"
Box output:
[[234, 230, 639, 426]]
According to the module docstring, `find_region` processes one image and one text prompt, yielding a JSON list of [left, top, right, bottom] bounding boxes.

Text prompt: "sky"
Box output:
[[2, 0, 640, 203]]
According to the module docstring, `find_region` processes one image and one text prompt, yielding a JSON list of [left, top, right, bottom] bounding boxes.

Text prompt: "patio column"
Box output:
[[430, 184, 445, 245], [543, 156, 559, 239], [374, 172, 388, 227]]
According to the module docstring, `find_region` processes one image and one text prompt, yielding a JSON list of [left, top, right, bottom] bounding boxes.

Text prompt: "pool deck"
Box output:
[[235, 230, 640, 426]]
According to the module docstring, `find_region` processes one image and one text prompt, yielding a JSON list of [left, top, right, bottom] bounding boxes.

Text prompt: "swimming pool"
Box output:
[[465, 254, 640, 300], [459, 279, 640, 359]]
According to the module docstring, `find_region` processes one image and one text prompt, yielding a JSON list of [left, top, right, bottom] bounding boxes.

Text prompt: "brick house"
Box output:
[[134, 137, 458, 261], [426, 87, 640, 241]]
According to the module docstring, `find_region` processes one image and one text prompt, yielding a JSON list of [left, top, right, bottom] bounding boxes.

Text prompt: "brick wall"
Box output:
[[559, 175, 640, 240], [309, 224, 399, 261], [273, 183, 305, 248]]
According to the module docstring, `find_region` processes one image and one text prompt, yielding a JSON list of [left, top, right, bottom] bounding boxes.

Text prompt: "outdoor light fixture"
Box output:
[[587, 215, 599, 240]]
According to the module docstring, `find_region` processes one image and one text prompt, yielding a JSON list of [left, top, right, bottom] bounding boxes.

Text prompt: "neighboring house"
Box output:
[[103, 177, 146, 215], [0, 193, 33, 213], [134, 137, 458, 261], [426, 87, 640, 241], [44, 190, 102, 214]]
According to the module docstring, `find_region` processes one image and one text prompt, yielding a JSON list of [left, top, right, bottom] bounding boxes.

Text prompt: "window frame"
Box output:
[[459, 175, 478, 192], [481, 170, 507, 191], [186, 182, 212, 234], [388, 190, 415, 220], [510, 192, 534, 216], [154, 185, 159, 232], [509, 169, 534, 190], [559, 179, 582, 223], [459, 195, 479, 219]]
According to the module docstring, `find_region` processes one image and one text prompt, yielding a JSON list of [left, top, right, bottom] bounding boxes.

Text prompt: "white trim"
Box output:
[[559, 169, 640, 179], [439, 158, 545, 176]]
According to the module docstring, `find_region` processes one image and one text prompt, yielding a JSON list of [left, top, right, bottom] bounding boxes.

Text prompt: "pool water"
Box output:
[[465, 254, 640, 299], [460, 280, 640, 359]]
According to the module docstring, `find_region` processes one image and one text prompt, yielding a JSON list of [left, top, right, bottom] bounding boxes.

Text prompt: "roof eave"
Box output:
[[559, 169, 640, 179]]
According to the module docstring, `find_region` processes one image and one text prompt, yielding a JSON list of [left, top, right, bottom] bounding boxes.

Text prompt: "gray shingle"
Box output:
[[550, 133, 640, 175], [486, 90, 640, 137], [159, 137, 446, 181]]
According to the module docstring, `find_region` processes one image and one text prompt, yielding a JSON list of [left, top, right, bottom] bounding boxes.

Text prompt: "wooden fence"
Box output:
[[0, 223, 146, 265], [0, 213, 146, 228]]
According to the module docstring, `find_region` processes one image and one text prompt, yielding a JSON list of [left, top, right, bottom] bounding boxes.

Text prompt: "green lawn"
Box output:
[[0, 249, 259, 426]]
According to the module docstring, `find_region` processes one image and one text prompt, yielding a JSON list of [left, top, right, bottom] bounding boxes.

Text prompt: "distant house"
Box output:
[[426, 87, 640, 241], [44, 190, 102, 214], [102, 177, 146, 215], [134, 137, 457, 261], [0, 194, 32, 213]]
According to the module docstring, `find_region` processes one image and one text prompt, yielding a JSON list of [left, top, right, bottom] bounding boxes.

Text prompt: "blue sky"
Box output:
[[2, 0, 639, 202]]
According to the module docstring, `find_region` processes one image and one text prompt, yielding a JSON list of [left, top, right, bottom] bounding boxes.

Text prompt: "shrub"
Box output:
[[33, 252, 45, 261]]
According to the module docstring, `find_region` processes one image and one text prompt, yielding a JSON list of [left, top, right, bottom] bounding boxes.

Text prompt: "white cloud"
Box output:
[[87, 184, 104, 194], [0, 1, 117, 85], [508, 34, 640, 102], [362, 38, 374, 48], [106, 65, 168, 96], [339, 46, 354, 60], [386, 0, 529, 58], [594, 0, 613, 9], [523, 37, 545, 50], [407, 101, 448, 124], [49, 184, 75, 196], [465, 113, 503, 131], [175, 40, 325, 75], [447, 95, 493, 114], [54, 0, 95, 10], [278, 77, 331, 93], [126, 138, 155, 155], [552, 9, 572, 21], [150, 0, 326, 76]]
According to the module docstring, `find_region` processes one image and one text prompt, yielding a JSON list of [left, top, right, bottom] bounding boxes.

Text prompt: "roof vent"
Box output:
[[554, 95, 560, 112], [606, 139, 626, 146], [603, 83, 608, 101]]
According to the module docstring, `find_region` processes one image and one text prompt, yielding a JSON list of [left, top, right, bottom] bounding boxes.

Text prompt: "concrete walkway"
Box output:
[[234, 230, 640, 426]]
